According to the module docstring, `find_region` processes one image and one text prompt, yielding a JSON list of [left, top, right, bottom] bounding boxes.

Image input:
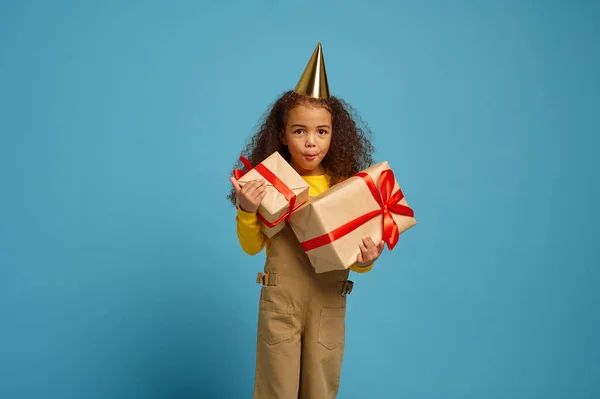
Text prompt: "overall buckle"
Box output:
[[256, 272, 277, 287], [338, 280, 354, 296]]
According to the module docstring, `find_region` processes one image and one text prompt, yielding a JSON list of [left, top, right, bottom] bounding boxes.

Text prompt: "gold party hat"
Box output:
[[294, 42, 330, 99]]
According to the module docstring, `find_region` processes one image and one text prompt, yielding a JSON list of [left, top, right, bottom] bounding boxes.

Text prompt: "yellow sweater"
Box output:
[[235, 174, 373, 273]]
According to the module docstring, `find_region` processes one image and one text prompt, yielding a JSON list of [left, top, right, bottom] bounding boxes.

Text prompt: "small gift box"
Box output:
[[234, 151, 310, 238]]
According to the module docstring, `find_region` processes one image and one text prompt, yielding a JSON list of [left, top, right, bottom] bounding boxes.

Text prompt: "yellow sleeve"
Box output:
[[236, 206, 267, 255], [350, 262, 374, 273]]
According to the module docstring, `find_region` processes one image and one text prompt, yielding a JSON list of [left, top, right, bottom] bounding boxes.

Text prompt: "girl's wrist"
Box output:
[[238, 204, 256, 214]]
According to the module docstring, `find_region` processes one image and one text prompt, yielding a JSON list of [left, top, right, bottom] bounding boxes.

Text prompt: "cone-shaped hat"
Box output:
[[294, 42, 330, 99]]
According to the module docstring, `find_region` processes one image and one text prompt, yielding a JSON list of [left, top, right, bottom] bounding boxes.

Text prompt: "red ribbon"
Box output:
[[232, 156, 302, 227], [300, 169, 414, 252], [233, 156, 253, 180]]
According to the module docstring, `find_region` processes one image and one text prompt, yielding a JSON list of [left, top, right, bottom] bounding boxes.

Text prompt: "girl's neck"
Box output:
[[291, 162, 325, 177]]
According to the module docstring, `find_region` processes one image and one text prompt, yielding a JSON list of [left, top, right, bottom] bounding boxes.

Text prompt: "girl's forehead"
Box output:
[[287, 104, 332, 123]]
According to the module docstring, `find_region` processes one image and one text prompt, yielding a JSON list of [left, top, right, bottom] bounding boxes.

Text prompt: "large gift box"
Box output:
[[289, 161, 416, 273], [234, 151, 309, 238]]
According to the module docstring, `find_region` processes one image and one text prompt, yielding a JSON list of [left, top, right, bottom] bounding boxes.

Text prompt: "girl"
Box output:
[[228, 43, 384, 399]]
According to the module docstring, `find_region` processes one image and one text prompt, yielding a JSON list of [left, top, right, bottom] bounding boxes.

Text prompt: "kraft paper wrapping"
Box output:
[[289, 161, 416, 273], [237, 151, 309, 238]]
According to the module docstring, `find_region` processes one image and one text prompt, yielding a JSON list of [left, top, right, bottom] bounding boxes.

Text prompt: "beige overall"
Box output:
[[253, 224, 354, 399]]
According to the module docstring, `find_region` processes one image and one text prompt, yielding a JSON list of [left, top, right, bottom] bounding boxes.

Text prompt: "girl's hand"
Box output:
[[230, 176, 267, 213], [356, 237, 385, 267]]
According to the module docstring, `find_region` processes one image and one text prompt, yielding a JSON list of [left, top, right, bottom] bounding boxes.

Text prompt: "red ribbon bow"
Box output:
[[233, 156, 254, 180], [300, 168, 414, 252], [232, 156, 300, 227]]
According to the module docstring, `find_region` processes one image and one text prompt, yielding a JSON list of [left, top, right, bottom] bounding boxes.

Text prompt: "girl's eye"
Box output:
[[294, 129, 305, 134], [318, 130, 328, 135]]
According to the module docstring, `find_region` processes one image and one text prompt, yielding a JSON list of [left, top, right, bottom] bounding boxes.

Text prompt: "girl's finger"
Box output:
[[230, 176, 241, 193], [357, 251, 364, 264], [255, 189, 267, 203], [242, 179, 263, 196], [366, 237, 376, 248], [359, 240, 368, 254], [256, 182, 267, 193], [362, 236, 375, 250], [239, 180, 253, 193], [249, 183, 267, 201]]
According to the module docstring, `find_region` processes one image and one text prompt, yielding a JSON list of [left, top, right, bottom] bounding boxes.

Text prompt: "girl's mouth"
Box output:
[[304, 154, 317, 161]]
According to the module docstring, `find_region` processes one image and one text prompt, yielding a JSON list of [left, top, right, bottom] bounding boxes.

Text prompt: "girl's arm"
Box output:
[[350, 262, 374, 273], [236, 206, 267, 255], [231, 177, 267, 255]]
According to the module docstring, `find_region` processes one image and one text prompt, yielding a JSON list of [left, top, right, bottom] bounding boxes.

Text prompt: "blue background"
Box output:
[[1, 0, 599, 398]]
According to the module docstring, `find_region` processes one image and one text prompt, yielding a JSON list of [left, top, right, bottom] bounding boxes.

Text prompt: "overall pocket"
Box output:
[[317, 306, 346, 350], [258, 300, 293, 346]]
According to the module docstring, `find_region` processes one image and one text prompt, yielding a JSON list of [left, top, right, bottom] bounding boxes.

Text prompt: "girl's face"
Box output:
[[281, 104, 332, 176]]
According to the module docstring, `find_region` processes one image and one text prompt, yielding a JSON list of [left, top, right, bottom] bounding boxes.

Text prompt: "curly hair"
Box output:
[[227, 90, 375, 206]]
